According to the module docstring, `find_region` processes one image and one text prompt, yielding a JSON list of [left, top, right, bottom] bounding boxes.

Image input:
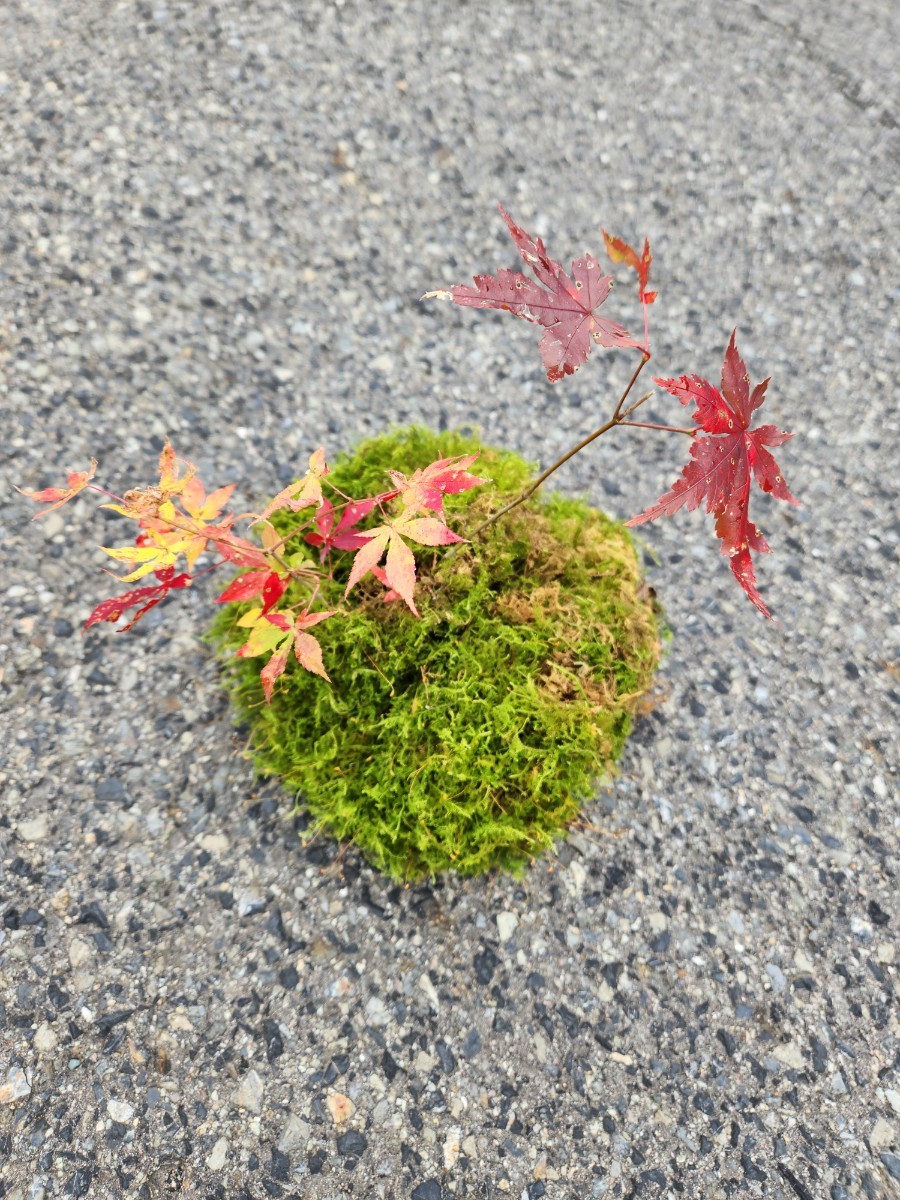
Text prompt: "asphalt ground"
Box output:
[[1, 2, 898, 1197]]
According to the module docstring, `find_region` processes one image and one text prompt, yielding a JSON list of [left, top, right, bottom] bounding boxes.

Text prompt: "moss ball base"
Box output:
[[210, 428, 661, 879]]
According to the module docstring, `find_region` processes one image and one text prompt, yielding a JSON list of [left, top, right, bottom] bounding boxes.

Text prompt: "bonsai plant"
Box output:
[[18, 206, 797, 879]]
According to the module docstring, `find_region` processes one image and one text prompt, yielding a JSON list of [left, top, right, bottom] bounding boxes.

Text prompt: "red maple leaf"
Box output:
[[627, 331, 798, 618], [216, 568, 289, 614], [426, 204, 639, 382], [204, 527, 269, 570], [84, 567, 192, 633]]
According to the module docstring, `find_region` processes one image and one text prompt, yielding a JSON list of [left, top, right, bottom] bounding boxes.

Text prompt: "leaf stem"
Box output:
[[87, 484, 129, 504]]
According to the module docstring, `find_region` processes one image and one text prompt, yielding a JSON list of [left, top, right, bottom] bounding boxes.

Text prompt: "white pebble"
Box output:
[[107, 1099, 134, 1123], [496, 911, 518, 942], [206, 1137, 228, 1170], [16, 815, 49, 842], [232, 1069, 264, 1114]]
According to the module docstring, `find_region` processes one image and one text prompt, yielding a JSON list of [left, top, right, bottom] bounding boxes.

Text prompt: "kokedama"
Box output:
[[18, 206, 797, 878]]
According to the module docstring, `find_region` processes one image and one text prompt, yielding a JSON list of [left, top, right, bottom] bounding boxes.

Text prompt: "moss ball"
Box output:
[[209, 427, 661, 879]]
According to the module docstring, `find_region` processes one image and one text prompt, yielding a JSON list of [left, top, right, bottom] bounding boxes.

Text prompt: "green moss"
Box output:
[[209, 427, 661, 879]]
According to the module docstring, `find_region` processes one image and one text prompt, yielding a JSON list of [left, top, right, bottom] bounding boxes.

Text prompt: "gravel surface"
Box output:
[[1, 2, 898, 1198]]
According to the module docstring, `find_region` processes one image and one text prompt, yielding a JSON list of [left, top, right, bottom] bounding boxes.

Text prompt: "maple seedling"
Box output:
[[428, 203, 796, 618], [19, 203, 797, 706]]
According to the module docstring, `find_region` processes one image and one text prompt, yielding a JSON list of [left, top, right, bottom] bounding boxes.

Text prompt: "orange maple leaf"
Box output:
[[17, 459, 98, 518]]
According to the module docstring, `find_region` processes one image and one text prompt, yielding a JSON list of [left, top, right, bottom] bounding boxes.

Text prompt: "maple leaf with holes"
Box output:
[[235, 607, 336, 700], [258, 448, 328, 522], [386, 454, 485, 517], [84, 567, 192, 633], [602, 231, 658, 305], [345, 512, 466, 615], [426, 203, 640, 382], [627, 331, 798, 618], [17, 459, 98, 518], [155, 436, 200, 501]]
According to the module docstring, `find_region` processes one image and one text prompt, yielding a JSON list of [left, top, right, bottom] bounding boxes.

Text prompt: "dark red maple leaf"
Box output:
[[426, 204, 640, 382], [627, 332, 798, 618], [84, 567, 192, 633]]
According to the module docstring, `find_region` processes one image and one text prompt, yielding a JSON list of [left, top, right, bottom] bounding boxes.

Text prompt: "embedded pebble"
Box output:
[[327, 1092, 354, 1124], [206, 1138, 228, 1170], [232, 1070, 264, 1114], [107, 1099, 134, 1122], [870, 1118, 894, 1149], [496, 912, 519, 942], [198, 833, 230, 855], [0, 1068, 31, 1105], [33, 1024, 59, 1053], [16, 815, 49, 842], [277, 1114, 310, 1152], [765, 962, 787, 992], [68, 938, 94, 969], [773, 1043, 805, 1070]]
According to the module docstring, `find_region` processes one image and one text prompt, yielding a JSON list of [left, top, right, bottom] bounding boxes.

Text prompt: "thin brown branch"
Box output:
[[618, 390, 655, 419], [618, 420, 695, 436], [469, 353, 650, 539], [613, 354, 651, 420]]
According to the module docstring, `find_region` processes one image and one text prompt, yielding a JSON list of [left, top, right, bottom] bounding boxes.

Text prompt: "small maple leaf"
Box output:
[[216, 568, 289, 614], [258, 448, 329, 522], [17, 459, 98, 518], [236, 607, 336, 700], [345, 513, 465, 615], [306, 496, 384, 559], [162, 476, 239, 570], [426, 203, 639, 382], [370, 565, 402, 604], [101, 528, 193, 582], [157, 437, 196, 497], [627, 331, 798, 618], [180, 476, 237, 523], [84, 568, 192, 633], [104, 438, 203, 523], [386, 454, 485, 517], [602, 231, 658, 305]]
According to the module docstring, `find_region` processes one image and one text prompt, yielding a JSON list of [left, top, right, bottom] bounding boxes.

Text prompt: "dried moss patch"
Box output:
[[209, 427, 661, 879]]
